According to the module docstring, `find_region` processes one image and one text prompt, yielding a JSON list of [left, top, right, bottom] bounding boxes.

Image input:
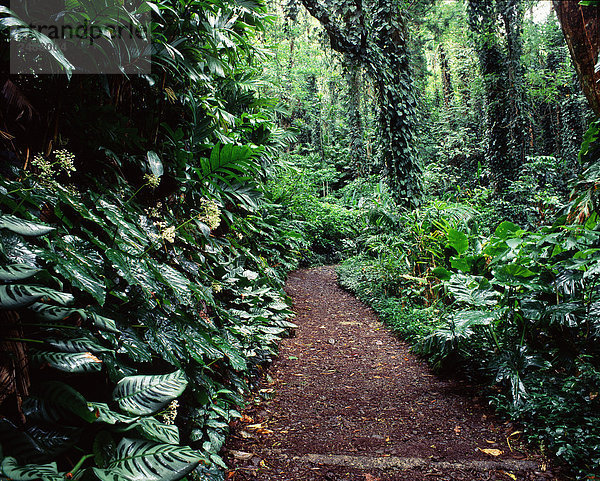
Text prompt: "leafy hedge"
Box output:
[[0, 144, 302, 480]]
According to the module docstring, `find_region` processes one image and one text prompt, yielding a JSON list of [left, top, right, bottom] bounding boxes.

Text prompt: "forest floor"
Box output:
[[224, 266, 562, 481]]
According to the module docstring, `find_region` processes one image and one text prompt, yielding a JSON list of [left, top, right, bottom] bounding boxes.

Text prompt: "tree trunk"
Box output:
[[553, 0, 600, 117], [440, 45, 453, 108], [344, 57, 366, 177]]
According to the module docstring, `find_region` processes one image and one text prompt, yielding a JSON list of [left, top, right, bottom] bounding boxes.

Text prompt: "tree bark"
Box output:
[[553, 0, 600, 117]]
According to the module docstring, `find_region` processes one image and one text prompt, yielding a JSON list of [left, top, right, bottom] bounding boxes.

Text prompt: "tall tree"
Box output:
[[343, 56, 367, 176], [300, 0, 422, 207], [467, 0, 525, 193], [553, 0, 600, 117]]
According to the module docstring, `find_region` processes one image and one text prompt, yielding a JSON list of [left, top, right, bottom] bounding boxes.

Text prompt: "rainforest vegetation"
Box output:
[[0, 0, 599, 479]]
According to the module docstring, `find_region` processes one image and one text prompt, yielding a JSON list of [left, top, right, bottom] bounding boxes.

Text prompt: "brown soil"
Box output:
[[224, 266, 562, 481]]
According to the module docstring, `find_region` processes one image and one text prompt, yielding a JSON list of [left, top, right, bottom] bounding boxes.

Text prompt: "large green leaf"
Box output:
[[116, 417, 180, 445], [89, 402, 139, 425], [88, 312, 120, 334], [494, 221, 521, 240], [46, 337, 112, 354], [117, 329, 153, 363], [112, 371, 188, 416], [24, 381, 97, 423], [0, 264, 41, 282], [28, 302, 87, 322], [0, 457, 65, 481], [151, 264, 191, 305], [93, 439, 203, 481], [446, 274, 498, 307], [43, 235, 106, 304], [32, 350, 103, 373], [0, 285, 74, 309], [447, 229, 468, 255], [0, 215, 54, 237]]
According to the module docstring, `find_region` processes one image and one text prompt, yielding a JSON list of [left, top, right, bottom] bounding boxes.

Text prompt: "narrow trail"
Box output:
[[224, 266, 559, 480]]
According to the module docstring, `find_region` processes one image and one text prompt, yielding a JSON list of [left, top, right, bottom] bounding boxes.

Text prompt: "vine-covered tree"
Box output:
[[467, 0, 526, 193], [300, 0, 422, 207]]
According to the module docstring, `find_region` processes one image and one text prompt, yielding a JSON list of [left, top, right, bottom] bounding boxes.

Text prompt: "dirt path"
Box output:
[[224, 266, 560, 480]]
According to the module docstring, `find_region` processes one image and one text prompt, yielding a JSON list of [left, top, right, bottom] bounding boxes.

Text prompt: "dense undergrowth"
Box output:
[[2, 0, 600, 480], [333, 148, 600, 478], [264, 121, 600, 479]]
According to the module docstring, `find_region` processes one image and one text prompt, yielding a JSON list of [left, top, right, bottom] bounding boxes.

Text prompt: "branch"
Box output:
[[300, 0, 363, 58]]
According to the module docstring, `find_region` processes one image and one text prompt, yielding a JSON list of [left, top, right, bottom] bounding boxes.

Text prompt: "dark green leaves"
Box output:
[[0, 285, 74, 309]]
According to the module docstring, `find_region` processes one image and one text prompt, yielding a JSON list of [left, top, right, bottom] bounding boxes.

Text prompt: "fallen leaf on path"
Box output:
[[485, 439, 496, 444], [477, 447, 503, 456], [230, 450, 254, 461], [239, 430, 253, 439], [246, 423, 265, 430], [364, 474, 380, 481], [240, 415, 253, 423], [453, 425, 461, 435], [500, 471, 517, 480]]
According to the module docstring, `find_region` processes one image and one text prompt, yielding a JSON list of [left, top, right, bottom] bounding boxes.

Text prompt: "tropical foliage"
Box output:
[[2, 0, 600, 479]]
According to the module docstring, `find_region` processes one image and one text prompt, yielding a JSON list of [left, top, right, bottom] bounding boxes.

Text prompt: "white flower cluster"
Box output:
[[144, 173, 160, 188], [54, 149, 76, 175], [152, 220, 176, 244], [31, 149, 76, 181], [161, 225, 176, 243], [160, 400, 179, 425], [197, 198, 221, 231], [145, 202, 163, 219]]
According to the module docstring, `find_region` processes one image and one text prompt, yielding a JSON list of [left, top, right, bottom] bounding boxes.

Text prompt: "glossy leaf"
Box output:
[[32, 350, 103, 373], [0, 263, 41, 282], [93, 438, 203, 481], [0, 215, 54, 236], [113, 371, 188, 416], [0, 285, 74, 309], [1, 457, 65, 481]]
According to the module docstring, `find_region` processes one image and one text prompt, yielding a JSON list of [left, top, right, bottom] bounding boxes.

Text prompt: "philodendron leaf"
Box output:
[[0, 457, 65, 481], [0, 285, 74, 309], [93, 438, 203, 481], [447, 229, 468, 255], [0, 264, 41, 282], [0, 215, 55, 236], [32, 350, 103, 373], [113, 371, 188, 416]]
